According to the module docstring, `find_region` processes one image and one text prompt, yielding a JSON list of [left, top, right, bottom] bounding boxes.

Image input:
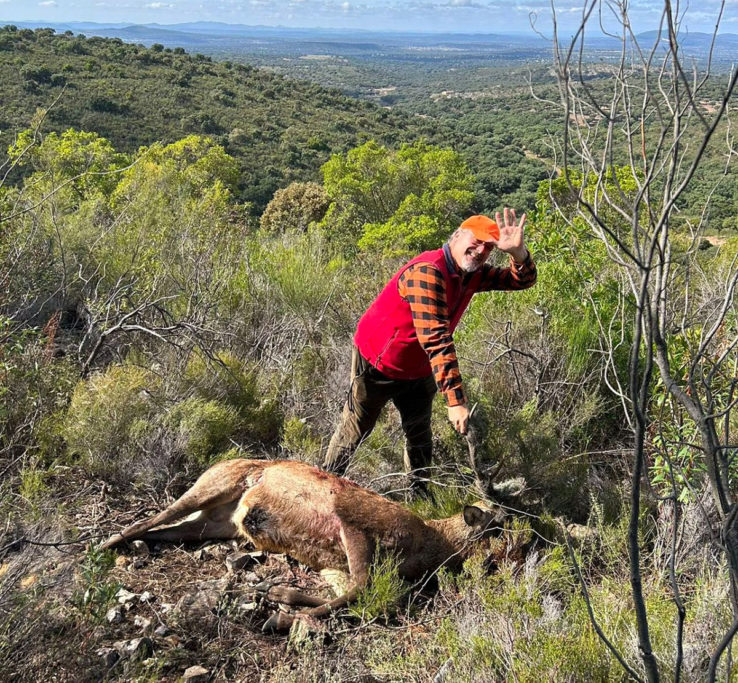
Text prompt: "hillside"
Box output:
[[0, 26, 442, 209], [1, 16, 737, 681]]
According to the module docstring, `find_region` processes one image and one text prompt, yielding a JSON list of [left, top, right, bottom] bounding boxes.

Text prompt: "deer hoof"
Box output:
[[262, 610, 294, 632]]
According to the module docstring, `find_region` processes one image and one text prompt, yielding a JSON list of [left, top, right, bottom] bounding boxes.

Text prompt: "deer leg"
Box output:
[[135, 499, 241, 544], [260, 585, 329, 608], [101, 459, 260, 549], [262, 525, 371, 632], [256, 569, 350, 608]]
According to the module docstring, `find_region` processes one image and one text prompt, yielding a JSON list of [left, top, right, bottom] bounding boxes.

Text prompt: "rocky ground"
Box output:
[[97, 539, 328, 681]]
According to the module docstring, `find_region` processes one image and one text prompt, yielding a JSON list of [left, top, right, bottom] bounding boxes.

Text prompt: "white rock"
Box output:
[[114, 637, 153, 661], [134, 615, 152, 630], [183, 665, 210, 682], [106, 606, 124, 624], [116, 588, 137, 605]]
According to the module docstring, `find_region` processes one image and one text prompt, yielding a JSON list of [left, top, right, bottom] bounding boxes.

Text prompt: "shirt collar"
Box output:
[[443, 243, 460, 277]]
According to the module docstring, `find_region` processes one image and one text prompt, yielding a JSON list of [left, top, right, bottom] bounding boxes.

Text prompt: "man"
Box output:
[[323, 208, 537, 491]]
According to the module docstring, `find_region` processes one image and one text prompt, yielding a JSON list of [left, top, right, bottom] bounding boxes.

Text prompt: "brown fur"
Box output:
[[101, 459, 504, 630]]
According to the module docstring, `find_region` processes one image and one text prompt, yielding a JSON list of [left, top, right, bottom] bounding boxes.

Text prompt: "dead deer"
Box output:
[[101, 458, 506, 630]]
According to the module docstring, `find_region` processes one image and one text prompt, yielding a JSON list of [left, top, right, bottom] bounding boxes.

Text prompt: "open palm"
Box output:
[[492, 207, 527, 261]]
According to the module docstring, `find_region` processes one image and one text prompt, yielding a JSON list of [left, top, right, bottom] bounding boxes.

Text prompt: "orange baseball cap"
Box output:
[[460, 215, 499, 242]]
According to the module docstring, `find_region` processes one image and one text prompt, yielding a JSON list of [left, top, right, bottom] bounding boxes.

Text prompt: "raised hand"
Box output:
[[491, 207, 528, 263]]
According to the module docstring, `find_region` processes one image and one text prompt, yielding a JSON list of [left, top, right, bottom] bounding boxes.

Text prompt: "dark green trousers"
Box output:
[[323, 346, 437, 481]]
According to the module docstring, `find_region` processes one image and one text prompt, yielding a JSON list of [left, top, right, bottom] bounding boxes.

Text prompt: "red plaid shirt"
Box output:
[[397, 245, 537, 406]]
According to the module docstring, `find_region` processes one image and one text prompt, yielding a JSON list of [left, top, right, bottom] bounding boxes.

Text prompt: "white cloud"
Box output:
[[449, 0, 484, 7], [39, 0, 58, 6], [145, 2, 176, 8]]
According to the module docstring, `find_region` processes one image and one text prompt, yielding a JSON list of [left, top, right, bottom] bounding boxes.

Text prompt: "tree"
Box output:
[[542, 1, 738, 679], [260, 181, 329, 234], [319, 140, 475, 256]]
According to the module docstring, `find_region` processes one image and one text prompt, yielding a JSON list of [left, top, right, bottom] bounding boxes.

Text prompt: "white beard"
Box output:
[[460, 252, 486, 273]]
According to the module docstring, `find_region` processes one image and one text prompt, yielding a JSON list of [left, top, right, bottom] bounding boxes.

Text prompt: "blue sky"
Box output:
[[2, 0, 736, 35]]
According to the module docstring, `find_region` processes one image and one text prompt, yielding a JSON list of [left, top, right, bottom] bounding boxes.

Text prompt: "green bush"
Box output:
[[281, 416, 323, 463], [63, 364, 160, 482], [167, 397, 241, 465], [260, 181, 329, 234], [61, 352, 282, 484], [181, 351, 283, 445], [72, 544, 120, 623], [350, 548, 406, 622], [18, 466, 48, 507], [319, 140, 475, 256]]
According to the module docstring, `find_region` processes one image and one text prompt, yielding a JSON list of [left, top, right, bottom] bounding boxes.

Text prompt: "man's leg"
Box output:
[[392, 375, 437, 492], [323, 348, 390, 475]]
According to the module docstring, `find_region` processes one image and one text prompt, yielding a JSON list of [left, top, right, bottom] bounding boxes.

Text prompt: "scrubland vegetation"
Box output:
[[1, 7, 737, 681]]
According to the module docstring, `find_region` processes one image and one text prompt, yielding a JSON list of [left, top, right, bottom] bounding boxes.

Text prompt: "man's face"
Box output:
[[452, 230, 494, 273]]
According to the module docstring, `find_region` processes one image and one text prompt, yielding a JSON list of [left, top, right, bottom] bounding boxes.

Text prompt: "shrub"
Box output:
[[319, 140, 475, 256], [18, 466, 48, 509], [350, 548, 406, 622], [181, 351, 283, 445], [0, 318, 77, 477], [167, 397, 241, 464], [281, 416, 323, 463], [260, 181, 330, 234], [63, 364, 160, 483], [72, 544, 120, 623]]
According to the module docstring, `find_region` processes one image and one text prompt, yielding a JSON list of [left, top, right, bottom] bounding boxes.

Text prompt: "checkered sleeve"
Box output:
[[398, 263, 466, 407], [478, 251, 537, 291]]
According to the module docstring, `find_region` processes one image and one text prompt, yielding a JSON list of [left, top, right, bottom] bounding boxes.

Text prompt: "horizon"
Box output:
[[1, 19, 542, 37], [2, 1, 736, 37], [3, 17, 737, 41]]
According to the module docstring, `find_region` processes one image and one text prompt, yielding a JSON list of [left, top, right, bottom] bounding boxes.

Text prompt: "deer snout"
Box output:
[[488, 507, 508, 536]]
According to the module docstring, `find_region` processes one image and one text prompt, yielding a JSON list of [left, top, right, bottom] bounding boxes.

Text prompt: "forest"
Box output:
[[1, 1, 737, 680]]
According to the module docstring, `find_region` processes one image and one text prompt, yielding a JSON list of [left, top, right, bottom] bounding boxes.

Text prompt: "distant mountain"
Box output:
[[87, 24, 213, 43], [4, 21, 134, 32], [3, 20, 540, 41], [3, 20, 734, 66], [635, 29, 738, 50]]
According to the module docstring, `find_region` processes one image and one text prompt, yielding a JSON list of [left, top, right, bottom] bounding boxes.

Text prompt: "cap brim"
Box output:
[[470, 225, 499, 242]]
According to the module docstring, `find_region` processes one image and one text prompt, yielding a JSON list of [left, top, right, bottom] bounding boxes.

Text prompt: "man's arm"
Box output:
[[477, 251, 537, 292], [398, 263, 470, 434]]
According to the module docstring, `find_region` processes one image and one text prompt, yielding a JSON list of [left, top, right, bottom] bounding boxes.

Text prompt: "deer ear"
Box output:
[[463, 505, 488, 527]]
